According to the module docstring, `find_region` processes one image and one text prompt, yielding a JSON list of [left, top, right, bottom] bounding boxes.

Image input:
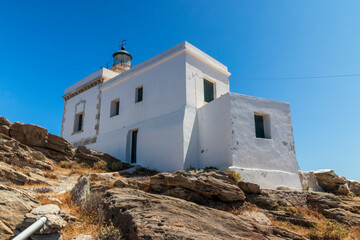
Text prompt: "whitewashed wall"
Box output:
[[61, 86, 99, 142], [86, 51, 187, 171], [196, 93, 301, 189]]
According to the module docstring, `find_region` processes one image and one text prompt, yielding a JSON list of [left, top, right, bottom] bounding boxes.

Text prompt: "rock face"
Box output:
[[238, 181, 261, 194], [9, 121, 75, 161], [71, 174, 90, 205], [74, 145, 125, 167], [102, 188, 306, 240], [0, 133, 54, 171], [0, 117, 11, 136], [0, 183, 38, 237], [150, 170, 246, 204], [314, 169, 348, 195]]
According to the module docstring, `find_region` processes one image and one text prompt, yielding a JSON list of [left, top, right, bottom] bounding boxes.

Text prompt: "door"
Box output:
[[131, 130, 138, 163]]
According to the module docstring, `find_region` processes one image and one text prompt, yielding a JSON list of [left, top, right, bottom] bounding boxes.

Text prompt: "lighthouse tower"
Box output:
[[110, 44, 132, 73]]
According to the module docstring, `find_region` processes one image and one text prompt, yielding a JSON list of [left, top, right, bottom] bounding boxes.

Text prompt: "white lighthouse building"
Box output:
[[61, 41, 301, 189]]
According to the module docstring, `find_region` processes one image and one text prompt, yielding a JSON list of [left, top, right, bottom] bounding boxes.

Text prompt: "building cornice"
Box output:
[[63, 76, 108, 101]]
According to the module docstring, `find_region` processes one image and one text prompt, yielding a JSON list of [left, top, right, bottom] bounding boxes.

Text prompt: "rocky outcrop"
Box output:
[[102, 188, 306, 240], [0, 133, 54, 171], [150, 170, 246, 204], [347, 180, 360, 196], [70, 174, 90, 205], [0, 162, 48, 186], [9, 121, 74, 161], [0, 183, 38, 237], [307, 192, 360, 226], [74, 145, 129, 168], [314, 169, 348, 194], [0, 117, 11, 136]]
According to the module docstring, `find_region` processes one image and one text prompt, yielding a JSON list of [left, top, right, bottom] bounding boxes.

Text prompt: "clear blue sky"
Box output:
[[1, 1, 359, 180]]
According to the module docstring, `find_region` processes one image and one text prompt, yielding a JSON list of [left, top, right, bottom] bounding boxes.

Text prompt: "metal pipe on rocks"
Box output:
[[12, 216, 47, 240]]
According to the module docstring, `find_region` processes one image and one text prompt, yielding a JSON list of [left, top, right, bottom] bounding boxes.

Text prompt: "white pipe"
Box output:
[[13, 216, 47, 240]]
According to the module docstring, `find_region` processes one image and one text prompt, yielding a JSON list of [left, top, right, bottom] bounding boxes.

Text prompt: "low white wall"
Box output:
[[230, 166, 302, 190], [196, 92, 301, 189]]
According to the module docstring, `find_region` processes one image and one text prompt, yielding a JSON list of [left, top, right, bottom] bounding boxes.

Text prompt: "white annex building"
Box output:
[[61, 41, 301, 189]]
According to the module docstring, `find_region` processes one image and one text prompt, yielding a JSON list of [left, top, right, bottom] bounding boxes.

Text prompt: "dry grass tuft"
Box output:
[[228, 202, 260, 216], [269, 206, 354, 240]]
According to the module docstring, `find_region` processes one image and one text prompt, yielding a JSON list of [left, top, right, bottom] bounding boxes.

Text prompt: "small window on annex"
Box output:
[[74, 112, 84, 133], [135, 86, 143, 103], [204, 79, 215, 103], [110, 99, 120, 117], [254, 113, 271, 139]]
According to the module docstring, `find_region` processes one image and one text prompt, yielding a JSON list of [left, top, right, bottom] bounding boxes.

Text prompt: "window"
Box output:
[[204, 79, 215, 103], [110, 99, 120, 117], [74, 112, 84, 133], [254, 113, 271, 139], [135, 86, 143, 103]]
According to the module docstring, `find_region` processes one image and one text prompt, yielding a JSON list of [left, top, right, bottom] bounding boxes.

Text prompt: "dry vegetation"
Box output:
[[38, 192, 102, 239], [229, 203, 360, 240], [270, 206, 359, 240]]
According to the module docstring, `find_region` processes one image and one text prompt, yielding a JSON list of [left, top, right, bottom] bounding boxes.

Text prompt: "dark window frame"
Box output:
[[204, 79, 215, 103], [135, 86, 143, 103], [110, 99, 120, 117], [74, 112, 84, 133]]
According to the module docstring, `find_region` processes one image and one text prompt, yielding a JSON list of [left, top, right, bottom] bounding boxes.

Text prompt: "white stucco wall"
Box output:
[[196, 93, 301, 189], [61, 86, 100, 143]]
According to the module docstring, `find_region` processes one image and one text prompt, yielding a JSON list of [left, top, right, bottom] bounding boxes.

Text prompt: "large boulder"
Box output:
[[238, 181, 261, 194], [9, 122, 74, 160], [70, 174, 90, 205], [102, 188, 306, 240], [0, 183, 38, 237], [314, 169, 348, 195], [347, 180, 360, 196], [150, 170, 246, 203]]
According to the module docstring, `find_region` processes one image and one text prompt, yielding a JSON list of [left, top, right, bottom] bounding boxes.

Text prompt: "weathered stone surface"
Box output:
[[150, 170, 246, 203], [247, 189, 307, 210], [74, 145, 119, 166], [0, 134, 54, 171], [0, 162, 48, 185], [0, 183, 38, 237], [0, 126, 9, 136], [10, 122, 48, 148], [314, 169, 348, 194], [238, 181, 261, 194], [102, 188, 306, 240], [71, 174, 90, 205], [265, 210, 316, 228], [306, 191, 360, 226], [243, 211, 271, 225], [0, 117, 11, 127], [298, 170, 323, 191], [20, 204, 67, 235], [347, 180, 360, 196], [71, 234, 93, 240], [9, 122, 74, 157]]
